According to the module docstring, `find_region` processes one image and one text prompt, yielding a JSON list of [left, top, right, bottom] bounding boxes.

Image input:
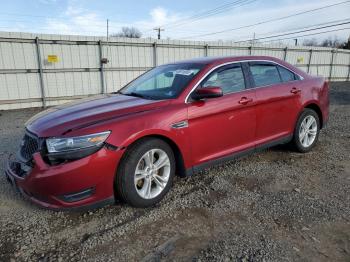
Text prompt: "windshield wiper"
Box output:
[[122, 92, 155, 100]]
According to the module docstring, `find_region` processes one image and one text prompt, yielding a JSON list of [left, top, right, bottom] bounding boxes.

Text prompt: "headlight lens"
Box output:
[[46, 131, 110, 153]]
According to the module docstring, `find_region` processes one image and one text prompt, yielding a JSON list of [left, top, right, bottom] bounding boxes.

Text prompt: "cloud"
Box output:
[[132, 7, 185, 35], [150, 7, 168, 25], [64, 5, 85, 16], [44, 5, 107, 35]]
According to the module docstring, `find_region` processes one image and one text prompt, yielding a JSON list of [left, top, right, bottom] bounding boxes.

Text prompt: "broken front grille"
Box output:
[[20, 132, 40, 162]]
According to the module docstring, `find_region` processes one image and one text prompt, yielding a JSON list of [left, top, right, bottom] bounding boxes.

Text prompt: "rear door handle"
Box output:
[[290, 87, 301, 94], [238, 97, 253, 105]]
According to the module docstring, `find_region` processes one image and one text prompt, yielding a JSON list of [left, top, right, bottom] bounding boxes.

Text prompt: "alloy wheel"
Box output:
[[299, 115, 318, 148], [134, 149, 171, 199]]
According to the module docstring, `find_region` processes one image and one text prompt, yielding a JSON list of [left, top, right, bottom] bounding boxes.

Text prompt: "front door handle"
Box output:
[[290, 87, 301, 94], [238, 97, 253, 105]]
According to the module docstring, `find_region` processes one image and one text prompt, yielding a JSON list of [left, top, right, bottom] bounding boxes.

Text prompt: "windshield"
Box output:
[[119, 63, 204, 100]]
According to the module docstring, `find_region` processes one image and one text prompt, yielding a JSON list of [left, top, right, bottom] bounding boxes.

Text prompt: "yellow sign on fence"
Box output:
[[47, 55, 59, 63]]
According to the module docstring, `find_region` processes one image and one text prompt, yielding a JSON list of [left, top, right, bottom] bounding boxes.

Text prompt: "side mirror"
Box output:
[[191, 86, 223, 100]]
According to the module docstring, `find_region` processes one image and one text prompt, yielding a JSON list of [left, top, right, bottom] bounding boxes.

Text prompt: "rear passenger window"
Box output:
[[278, 66, 296, 82], [250, 64, 281, 87], [201, 66, 245, 94]]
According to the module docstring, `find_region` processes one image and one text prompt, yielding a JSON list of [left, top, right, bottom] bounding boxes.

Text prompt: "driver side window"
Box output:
[[201, 65, 246, 94]]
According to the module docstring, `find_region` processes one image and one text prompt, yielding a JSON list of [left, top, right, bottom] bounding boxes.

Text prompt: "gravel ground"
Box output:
[[0, 82, 349, 262]]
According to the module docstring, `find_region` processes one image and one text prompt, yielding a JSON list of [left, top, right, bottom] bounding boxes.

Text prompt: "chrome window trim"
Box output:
[[185, 59, 304, 103], [246, 78, 301, 90]]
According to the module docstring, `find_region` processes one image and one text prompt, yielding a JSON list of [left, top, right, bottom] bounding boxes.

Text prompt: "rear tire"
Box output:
[[116, 138, 175, 207], [292, 108, 320, 153]]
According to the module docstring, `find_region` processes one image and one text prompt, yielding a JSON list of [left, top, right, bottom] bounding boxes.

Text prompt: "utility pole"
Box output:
[[106, 19, 109, 42], [294, 38, 298, 46], [154, 27, 164, 40], [251, 32, 256, 46]]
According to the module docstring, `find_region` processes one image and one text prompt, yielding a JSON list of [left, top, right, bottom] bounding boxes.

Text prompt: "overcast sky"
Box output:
[[0, 0, 349, 45]]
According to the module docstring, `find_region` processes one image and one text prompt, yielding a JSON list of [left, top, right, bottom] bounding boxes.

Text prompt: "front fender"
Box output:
[[103, 105, 192, 169], [116, 128, 184, 148], [111, 128, 192, 171]]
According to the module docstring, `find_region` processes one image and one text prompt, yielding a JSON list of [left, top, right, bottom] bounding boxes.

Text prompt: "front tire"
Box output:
[[292, 108, 320, 153], [116, 138, 175, 207]]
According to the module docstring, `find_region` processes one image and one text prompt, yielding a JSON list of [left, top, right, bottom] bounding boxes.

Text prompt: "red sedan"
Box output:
[[5, 56, 329, 210]]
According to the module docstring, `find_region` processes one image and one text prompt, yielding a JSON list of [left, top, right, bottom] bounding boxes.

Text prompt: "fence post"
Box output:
[[283, 47, 288, 61], [307, 49, 313, 74], [347, 53, 350, 81], [35, 37, 46, 108], [329, 49, 336, 81], [204, 44, 209, 57], [98, 40, 105, 94], [153, 42, 157, 67]]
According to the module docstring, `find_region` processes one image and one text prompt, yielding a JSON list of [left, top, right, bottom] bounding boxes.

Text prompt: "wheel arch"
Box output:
[[304, 103, 323, 128], [118, 134, 187, 178]]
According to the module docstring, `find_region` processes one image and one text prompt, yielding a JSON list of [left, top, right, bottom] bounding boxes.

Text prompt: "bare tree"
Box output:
[[340, 36, 350, 49], [302, 35, 350, 49], [111, 27, 142, 38], [303, 38, 318, 47], [320, 36, 342, 48]]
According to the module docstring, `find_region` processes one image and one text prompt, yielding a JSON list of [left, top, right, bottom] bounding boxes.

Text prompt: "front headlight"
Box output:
[[46, 131, 110, 153]]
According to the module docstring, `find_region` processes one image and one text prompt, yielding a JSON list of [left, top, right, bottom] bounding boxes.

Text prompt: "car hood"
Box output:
[[26, 94, 170, 137]]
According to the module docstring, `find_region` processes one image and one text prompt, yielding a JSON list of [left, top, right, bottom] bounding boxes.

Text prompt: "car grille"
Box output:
[[20, 132, 40, 161]]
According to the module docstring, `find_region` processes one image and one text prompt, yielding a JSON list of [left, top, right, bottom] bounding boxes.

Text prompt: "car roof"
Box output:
[[170, 56, 284, 65], [167, 55, 309, 80]]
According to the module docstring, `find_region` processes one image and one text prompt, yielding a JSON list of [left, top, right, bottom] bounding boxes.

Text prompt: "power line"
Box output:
[[165, 0, 257, 28], [225, 18, 350, 42], [263, 18, 350, 37], [143, 0, 244, 32], [143, 0, 257, 33], [178, 0, 350, 39], [232, 21, 350, 43], [259, 27, 350, 44]]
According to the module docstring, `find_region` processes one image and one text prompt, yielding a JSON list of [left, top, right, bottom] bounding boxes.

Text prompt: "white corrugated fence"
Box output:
[[0, 31, 349, 110]]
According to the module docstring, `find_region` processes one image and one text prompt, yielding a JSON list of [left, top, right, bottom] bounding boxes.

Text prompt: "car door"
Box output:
[[247, 61, 302, 146], [187, 63, 256, 166]]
